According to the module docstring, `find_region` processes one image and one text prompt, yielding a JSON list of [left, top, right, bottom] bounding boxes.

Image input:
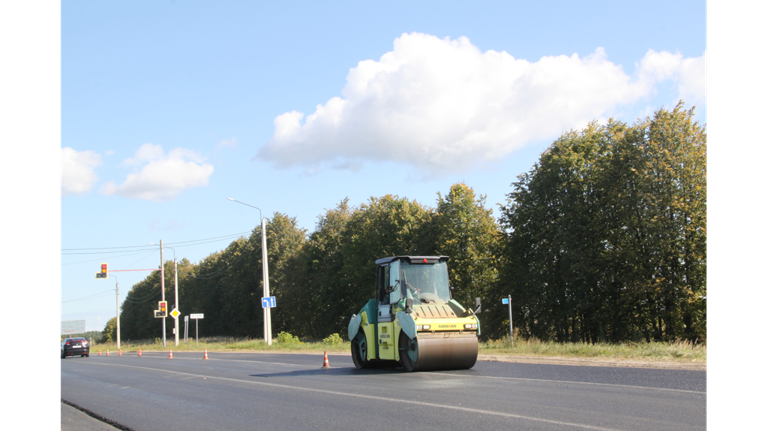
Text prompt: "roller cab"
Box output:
[[348, 256, 480, 371]]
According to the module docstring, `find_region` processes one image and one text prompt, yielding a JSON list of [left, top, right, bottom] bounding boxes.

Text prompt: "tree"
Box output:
[[434, 183, 500, 337], [499, 102, 706, 342], [598, 102, 707, 341], [264, 213, 307, 336], [101, 317, 117, 343]]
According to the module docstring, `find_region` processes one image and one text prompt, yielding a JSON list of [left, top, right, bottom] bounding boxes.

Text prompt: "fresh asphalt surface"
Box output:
[[61, 351, 706, 431]]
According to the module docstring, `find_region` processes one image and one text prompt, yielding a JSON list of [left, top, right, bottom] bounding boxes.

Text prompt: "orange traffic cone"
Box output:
[[118, 349, 122, 356], [106, 349, 110, 356], [321, 351, 330, 369], [138, 349, 142, 357], [168, 349, 173, 359], [203, 348, 209, 360], [98, 349, 101, 356]]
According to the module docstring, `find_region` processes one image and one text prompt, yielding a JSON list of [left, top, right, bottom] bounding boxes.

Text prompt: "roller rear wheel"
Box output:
[[399, 331, 418, 372], [351, 330, 370, 369]]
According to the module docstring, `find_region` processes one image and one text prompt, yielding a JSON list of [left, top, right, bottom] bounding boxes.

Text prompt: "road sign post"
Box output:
[[184, 315, 189, 343], [190, 314, 204, 348], [502, 295, 513, 346]]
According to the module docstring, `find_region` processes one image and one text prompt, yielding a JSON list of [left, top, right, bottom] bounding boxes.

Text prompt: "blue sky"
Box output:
[[59, 1, 706, 332]]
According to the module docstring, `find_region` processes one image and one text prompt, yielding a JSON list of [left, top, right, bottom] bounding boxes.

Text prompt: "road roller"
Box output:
[[348, 256, 481, 371]]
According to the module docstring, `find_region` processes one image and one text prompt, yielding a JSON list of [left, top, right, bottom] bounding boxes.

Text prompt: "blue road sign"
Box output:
[[261, 296, 276, 308], [502, 298, 509, 305]]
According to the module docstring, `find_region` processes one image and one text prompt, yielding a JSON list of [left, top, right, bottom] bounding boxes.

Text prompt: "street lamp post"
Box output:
[[153, 243, 179, 347], [227, 197, 272, 345]]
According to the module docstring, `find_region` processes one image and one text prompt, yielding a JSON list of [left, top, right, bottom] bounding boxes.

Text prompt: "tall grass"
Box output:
[[93, 333, 705, 363], [480, 337, 706, 362], [94, 333, 349, 353]]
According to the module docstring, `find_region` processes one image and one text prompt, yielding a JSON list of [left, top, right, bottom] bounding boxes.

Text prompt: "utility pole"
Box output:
[[174, 256, 179, 346], [114, 275, 120, 351], [160, 239, 166, 348]]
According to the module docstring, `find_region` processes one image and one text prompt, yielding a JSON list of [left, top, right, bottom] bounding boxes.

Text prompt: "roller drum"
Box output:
[[402, 332, 478, 371]]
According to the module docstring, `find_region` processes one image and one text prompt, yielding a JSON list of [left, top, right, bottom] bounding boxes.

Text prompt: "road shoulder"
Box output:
[[62, 402, 123, 431], [478, 354, 707, 370]]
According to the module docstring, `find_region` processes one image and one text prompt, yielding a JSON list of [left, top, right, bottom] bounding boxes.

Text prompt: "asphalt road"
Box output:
[[61, 351, 706, 431]]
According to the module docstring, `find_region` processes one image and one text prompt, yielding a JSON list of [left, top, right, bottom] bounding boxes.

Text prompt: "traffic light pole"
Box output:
[[160, 240, 166, 348]]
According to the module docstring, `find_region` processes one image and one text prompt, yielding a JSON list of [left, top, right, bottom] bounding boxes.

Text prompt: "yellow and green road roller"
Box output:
[[348, 256, 481, 371]]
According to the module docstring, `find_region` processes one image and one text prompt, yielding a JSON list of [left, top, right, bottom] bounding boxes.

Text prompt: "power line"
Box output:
[[166, 232, 253, 246], [61, 289, 115, 304], [61, 233, 250, 255], [62, 248, 157, 255], [191, 249, 254, 280], [121, 250, 158, 270], [62, 249, 156, 266], [61, 231, 253, 252], [123, 285, 162, 303]]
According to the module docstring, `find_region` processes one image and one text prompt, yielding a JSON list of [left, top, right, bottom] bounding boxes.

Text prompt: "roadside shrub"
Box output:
[[276, 331, 301, 344], [323, 333, 344, 346]]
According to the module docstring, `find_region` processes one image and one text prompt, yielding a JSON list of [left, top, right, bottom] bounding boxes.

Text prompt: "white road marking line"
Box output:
[[133, 355, 305, 367], [430, 372, 706, 395], [95, 355, 704, 395], [79, 361, 627, 431]]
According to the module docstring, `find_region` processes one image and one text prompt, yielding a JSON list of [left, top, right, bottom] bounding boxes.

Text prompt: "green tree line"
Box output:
[[116, 103, 706, 344]]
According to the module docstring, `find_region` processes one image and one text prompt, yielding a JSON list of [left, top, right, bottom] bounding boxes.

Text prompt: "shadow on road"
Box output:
[[250, 367, 407, 378]]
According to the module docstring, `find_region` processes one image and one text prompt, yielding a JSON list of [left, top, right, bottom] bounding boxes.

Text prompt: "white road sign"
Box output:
[[190, 313, 204, 319]]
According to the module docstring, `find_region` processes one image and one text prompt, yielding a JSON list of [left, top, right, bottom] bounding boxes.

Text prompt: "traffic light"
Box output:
[[157, 301, 167, 318], [96, 263, 108, 279]]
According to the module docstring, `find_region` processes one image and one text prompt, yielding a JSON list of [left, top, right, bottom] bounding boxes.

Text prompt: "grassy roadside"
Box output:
[[479, 337, 706, 365], [89, 334, 705, 367]]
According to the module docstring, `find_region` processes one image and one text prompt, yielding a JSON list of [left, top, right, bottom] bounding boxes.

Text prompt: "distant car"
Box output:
[[61, 337, 90, 358]]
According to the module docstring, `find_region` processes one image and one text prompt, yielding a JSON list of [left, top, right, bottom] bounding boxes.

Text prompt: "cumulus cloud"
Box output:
[[676, 53, 706, 105], [637, 49, 706, 105], [62, 147, 102, 195], [257, 32, 705, 175], [102, 143, 214, 202]]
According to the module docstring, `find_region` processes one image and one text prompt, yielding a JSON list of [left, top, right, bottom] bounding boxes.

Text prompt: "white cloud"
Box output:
[[637, 49, 707, 105], [102, 143, 214, 202], [257, 32, 705, 175], [62, 147, 102, 195], [677, 52, 706, 105]]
